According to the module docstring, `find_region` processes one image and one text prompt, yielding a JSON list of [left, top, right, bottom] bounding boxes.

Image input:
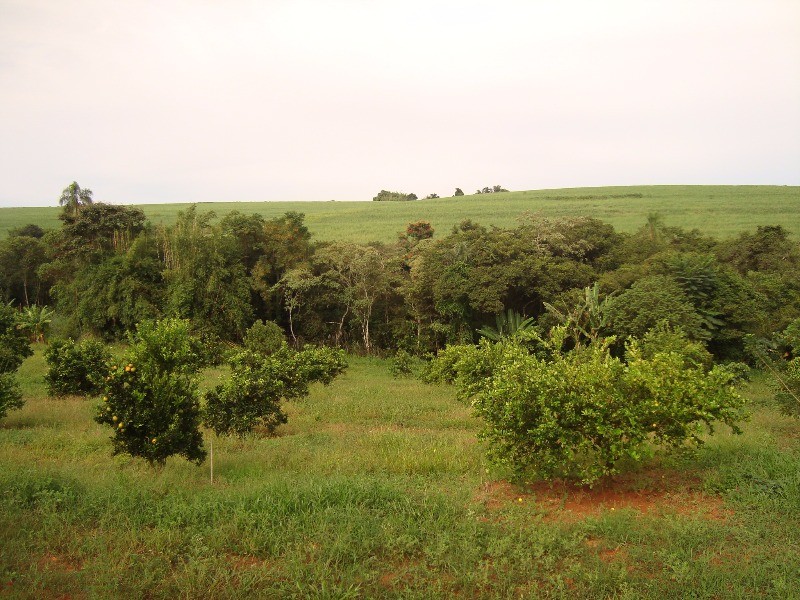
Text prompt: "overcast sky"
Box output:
[[1, 0, 798, 207]]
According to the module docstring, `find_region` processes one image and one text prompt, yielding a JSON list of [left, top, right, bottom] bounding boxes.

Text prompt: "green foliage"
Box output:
[[311, 242, 396, 353], [719, 361, 752, 383], [44, 338, 111, 397], [475, 185, 509, 194], [55, 202, 147, 260], [203, 351, 289, 437], [777, 359, 800, 417], [543, 283, 611, 347], [0, 303, 31, 419], [291, 346, 348, 390], [388, 349, 415, 378], [204, 346, 347, 436], [718, 225, 800, 274], [17, 305, 54, 343], [605, 275, 707, 341], [0, 234, 48, 306], [160, 206, 253, 342], [2, 185, 796, 244], [772, 319, 800, 417], [0, 303, 33, 374], [372, 190, 417, 202], [0, 372, 23, 420], [94, 319, 206, 465], [635, 323, 713, 370], [477, 309, 536, 342], [782, 318, 800, 355], [432, 328, 746, 483], [243, 319, 286, 355], [58, 181, 93, 217]]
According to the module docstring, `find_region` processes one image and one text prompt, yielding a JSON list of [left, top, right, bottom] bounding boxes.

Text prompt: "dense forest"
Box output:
[[2, 193, 798, 364]]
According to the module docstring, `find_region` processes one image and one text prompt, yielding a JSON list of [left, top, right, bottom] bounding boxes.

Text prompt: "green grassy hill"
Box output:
[[2, 185, 798, 242]]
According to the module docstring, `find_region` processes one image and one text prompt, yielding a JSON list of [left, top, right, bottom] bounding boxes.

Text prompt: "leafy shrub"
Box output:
[[773, 319, 800, 417], [44, 338, 111, 396], [94, 319, 206, 466], [777, 359, 800, 417], [204, 346, 347, 437], [388, 350, 415, 378], [0, 374, 24, 421], [432, 327, 746, 483], [0, 303, 32, 374], [290, 346, 348, 392], [243, 319, 286, 356], [204, 351, 289, 437], [421, 344, 480, 387], [0, 303, 31, 420], [636, 323, 713, 370], [605, 275, 707, 341], [718, 361, 752, 383], [745, 320, 800, 418], [781, 318, 800, 355]]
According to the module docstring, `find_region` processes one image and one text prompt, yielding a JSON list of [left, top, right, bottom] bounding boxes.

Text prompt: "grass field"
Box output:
[[2, 348, 799, 598], [2, 185, 798, 243]]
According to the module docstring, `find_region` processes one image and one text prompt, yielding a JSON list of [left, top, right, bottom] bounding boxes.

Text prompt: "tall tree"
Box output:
[[312, 242, 395, 353], [58, 181, 94, 217]]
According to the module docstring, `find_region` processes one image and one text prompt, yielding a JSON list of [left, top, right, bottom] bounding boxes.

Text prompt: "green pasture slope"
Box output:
[[2, 349, 800, 597], [2, 185, 798, 242]]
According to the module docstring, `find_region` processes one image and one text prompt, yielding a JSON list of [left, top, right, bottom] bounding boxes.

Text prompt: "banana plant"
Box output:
[[543, 283, 611, 347], [478, 308, 536, 341], [17, 305, 55, 343]]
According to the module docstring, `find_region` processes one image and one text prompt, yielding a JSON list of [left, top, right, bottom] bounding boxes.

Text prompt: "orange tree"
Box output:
[[95, 319, 206, 466], [428, 326, 746, 484], [0, 303, 32, 420]]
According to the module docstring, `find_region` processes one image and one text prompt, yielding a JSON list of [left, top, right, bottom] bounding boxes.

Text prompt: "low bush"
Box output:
[[243, 319, 286, 356], [203, 351, 289, 437], [388, 350, 415, 378], [44, 338, 110, 396], [204, 346, 347, 437]]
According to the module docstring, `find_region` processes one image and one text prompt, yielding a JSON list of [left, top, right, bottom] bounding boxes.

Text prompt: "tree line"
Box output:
[[371, 185, 507, 201], [1, 185, 799, 365]]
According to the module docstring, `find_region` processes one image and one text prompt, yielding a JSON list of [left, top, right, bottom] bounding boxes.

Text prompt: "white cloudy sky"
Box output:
[[0, 0, 798, 206]]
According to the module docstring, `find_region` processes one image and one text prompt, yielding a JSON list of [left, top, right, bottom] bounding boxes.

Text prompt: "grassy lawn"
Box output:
[[2, 185, 799, 243], [2, 349, 799, 598]]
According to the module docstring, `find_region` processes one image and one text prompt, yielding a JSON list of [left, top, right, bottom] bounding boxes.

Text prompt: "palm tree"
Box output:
[[58, 181, 93, 217]]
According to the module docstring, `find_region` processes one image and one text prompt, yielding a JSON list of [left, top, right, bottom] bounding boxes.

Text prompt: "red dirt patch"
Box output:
[[474, 468, 732, 522], [37, 554, 83, 573], [377, 559, 423, 590]]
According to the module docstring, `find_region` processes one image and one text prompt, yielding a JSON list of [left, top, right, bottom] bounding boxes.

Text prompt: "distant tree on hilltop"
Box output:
[[372, 190, 418, 202], [475, 185, 509, 194]]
